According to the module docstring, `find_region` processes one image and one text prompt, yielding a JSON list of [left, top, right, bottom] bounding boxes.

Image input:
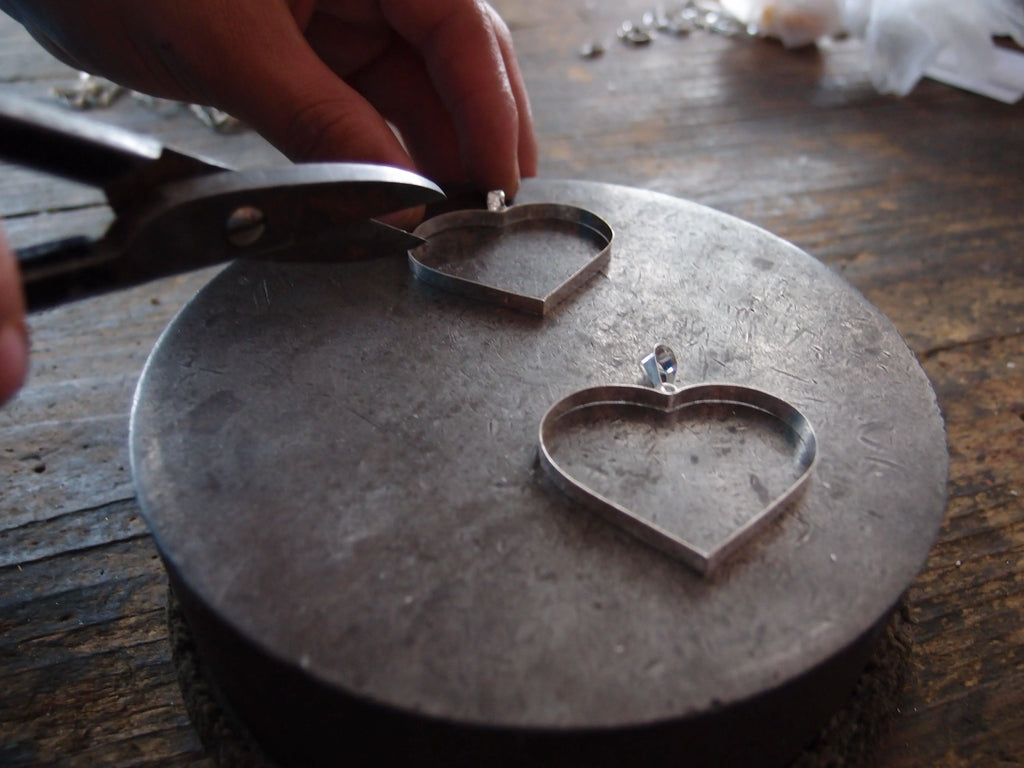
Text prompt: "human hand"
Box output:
[[2, 0, 537, 197], [0, 224, 28, 405]]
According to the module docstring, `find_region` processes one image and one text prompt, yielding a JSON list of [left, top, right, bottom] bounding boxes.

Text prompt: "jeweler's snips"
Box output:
[[0, 94, 444, 311]]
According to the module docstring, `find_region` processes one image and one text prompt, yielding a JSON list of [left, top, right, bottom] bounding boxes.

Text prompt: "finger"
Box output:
[[488, 4, 538, 180], [0, 225, 29, 405], [308, 20, 465, 184], [355, 51, 465, 186], [113, 0, 417, 169], [213, 11, 410, 167], [382, 0, 530, 195]]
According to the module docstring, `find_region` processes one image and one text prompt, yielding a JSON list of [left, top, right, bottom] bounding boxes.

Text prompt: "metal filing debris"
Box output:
[[50, 72, 125, 110], [599, 1, 750, 54], [50, 70, 244, 133]]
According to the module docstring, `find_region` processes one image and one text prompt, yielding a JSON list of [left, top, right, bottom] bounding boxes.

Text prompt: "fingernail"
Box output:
[[0, 320, 29, 404]]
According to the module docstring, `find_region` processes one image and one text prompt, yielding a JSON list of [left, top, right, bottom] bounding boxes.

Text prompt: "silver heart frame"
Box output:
[[538, 383, 818, 576], [409, 197, 612, 315]]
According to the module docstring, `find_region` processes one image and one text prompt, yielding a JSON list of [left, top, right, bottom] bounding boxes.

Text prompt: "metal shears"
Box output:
[[0, 94, 445, 311]]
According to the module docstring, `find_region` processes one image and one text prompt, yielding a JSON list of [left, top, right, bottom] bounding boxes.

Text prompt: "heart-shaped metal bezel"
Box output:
[[538, 383, 818, 576], [409, 194, 612, 315]]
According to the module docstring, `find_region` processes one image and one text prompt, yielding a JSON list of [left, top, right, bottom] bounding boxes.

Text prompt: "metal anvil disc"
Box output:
[[130, 179, 948, 767]]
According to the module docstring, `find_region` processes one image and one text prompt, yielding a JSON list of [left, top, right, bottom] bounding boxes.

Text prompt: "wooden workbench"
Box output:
[[1, 2, 1021, 765]]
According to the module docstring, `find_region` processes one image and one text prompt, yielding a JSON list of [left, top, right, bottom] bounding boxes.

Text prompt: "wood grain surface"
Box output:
[[2, 2, 1022, 765]]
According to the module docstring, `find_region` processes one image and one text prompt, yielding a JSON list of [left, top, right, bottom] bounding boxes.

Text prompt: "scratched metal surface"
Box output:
[[130, 179, 948, 728]]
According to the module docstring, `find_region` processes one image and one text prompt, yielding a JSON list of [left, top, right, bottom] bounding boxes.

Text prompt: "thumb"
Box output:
[[236, 53, 414, 169], [234, 51, 427, 228], [178, 6, 424, 225], [165, 2, 415, 169]]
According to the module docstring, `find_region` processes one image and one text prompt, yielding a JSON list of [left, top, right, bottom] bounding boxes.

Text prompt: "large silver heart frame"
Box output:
[[539, 383, 818, 575]]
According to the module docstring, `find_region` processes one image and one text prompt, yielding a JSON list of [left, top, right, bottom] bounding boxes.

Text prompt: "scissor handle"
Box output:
[[15, 236, 123, 312], [2, 96, 446, 310]]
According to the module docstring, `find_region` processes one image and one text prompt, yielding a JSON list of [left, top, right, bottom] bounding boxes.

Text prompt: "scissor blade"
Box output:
[[231, 218, 426, 263], [282, 218, 427, 260], [156, 162, 446, 223]]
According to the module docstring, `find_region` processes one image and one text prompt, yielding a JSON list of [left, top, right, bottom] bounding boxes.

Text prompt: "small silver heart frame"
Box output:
[[538, 380, 818, 576], [409, 190, 612, 315]]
